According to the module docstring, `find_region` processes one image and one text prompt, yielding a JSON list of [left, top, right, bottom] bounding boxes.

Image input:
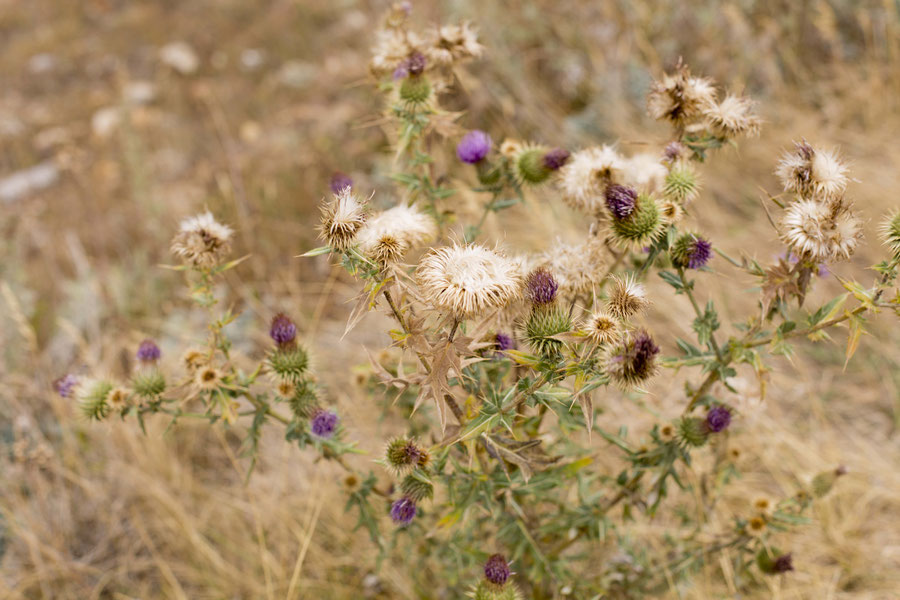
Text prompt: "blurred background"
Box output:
[[2, 0, 900, 598]]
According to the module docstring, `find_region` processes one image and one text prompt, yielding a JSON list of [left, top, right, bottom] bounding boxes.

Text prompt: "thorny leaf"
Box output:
[[414, 334, 483, 432], [845, 313, 867, 368], [343, 279, 388, 339]]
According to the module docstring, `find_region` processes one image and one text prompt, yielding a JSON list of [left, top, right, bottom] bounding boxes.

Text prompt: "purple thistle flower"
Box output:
[[390, 496, 417, 525], [773, 553, 794, 573], [495, 332, 515, 352], [663, 141, 685, 163], [269, 313, 297, 347], [136, 339, 161, 363], [484, 554, 511, 586], [407, 52, 426, 75], [54, 374, 79, 398], [311, 410, 338, 438], [525, 268, 558, 305], [329, 172, 353, 194], [631, 331, 660, 377], [686, 236, 712, 269], [705, 405, 732, 433], [542, 148, 570, 171], [457, 130, 492, 164], [605, 184, 638, 220]]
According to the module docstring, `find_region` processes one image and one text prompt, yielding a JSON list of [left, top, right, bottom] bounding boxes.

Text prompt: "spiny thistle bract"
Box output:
[[523, 305, 572, 358], [606, 275, 650, 321], [879, 211, 900, 259], [398, 74, 432, 104], [318, 187, 367, 252], [386, 437, 429, 473], [267, 345, 309, 382], [609, 193, 664, 248], [678, 416, 709, 447], [284, 379, 319, 419], [663, 163, 700, 205], [603, 330, 660, 389], [131, 370, 166, 399], [77, 379, 113, 421], [400, 473, 434, 501], [671, 232, 713, 269]]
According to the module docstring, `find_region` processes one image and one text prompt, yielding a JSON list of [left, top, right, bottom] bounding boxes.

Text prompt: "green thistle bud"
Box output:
[[678, 416, 708, 447], [386, 437, 428, 473], [131, 369, 166, 399], [476, 160, 502, 186], [811, 465, 847, 498], [663, 163, 700, 204], [756, 548, 794, 574], [879, 211, 900, 260], [268, 346, 309, 382], [399, 75, 431, 104], [287, 379, 318, 419], [514, 148, 551, 185], [609, 194, 663, 248], [523, 305, 572, 358], [400, 472, 434, 502], [470, 581, 523, 600], [77, 379, 113, 421]]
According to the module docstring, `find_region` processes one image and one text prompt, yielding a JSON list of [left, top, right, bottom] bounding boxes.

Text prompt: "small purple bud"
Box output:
[[311, 410, 338, 438], [686, 237, 712, 269], [541, 148, 570, 171], [407, 52, 426, 75], [605, 184, 638, 220], [631, 331, 660, 376], [663, 141, 685, 163], [705, 405, 732, 433], [270, 313, 298, 347], [495, 332, 515, 352], [330, 172, 353, 194], [773, 553, 794, 573], [390, 496, 417, 525], [484, 554, 511, 586], [54, 374, 79, 398], [136, 339, 161, 363], [457, 130, 492, 164], [525, 268, 558, 305]]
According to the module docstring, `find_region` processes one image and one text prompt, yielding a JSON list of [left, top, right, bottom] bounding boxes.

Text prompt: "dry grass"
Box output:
[[2, 0, 900, 598]]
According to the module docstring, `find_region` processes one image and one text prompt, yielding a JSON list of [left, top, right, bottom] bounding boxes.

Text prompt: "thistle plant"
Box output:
[[68, 5, 900, 598]]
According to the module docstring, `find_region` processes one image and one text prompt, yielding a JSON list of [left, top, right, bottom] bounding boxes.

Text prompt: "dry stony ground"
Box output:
[[1, 1, 899, 598]]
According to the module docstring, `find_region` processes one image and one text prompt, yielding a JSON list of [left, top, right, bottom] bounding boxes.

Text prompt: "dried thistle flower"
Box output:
[[647, 63, 717, 126], [657, 422, 677, 442], [609, 194, 664, 248], [318, 187, 367, 252], [775, 142, 848, 202], [606, 275, 650, 321], [182, 349, 208, 372], [370, 26, 423, 77], [416, 244, 522, 317], [499, 139, 523, 159], [746, 515, 767, 537], [524, 268, 558, 305], [752, 495, 776, 517], [662, 141, 687, 163], [311, 410, 338, 438], [171, 212, 234, 269], [457, 130, 492, 164], [557, 145, 625, 215], [390, 496, 417, 525], [538, 239, 609, 301], [583, 310, 620, 345], [663, 163, 700, 205], [424, 22, 483, 67], [107, 386, 131, 412], [194, 366, 223, 391], [604, 330, 660, 389], [780, 199, 862, 263], [671, 233, 713, 269], [704, 94, 761, 138], [357, 204, 438, 264], [659, 199, 685, 224], [622, 153, 668, 192]]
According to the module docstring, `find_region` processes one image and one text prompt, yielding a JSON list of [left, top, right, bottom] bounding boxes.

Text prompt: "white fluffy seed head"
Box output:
[[775, 142, 849, 202], [607, 275, 650, 321], [647, 65, 717, 125], [415, 244, 523, 317], [583, 310, 620, 345], [704, 94, 761, 138], [356, 204, 438, 264], [538, 238, 609, 301], [423, 22, 483, 67], [780, 199, 862, 263], [318, 188, 368, 251], [557, 145, 625, 215], [622, 153, 668, 192], [170, 211, 234, 269]]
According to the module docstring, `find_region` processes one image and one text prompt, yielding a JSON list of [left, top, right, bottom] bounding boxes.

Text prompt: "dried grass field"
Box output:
[[2, 1, 900, 598]]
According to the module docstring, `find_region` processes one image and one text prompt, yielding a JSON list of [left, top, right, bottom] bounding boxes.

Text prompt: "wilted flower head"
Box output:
[[647, 63, 717, 126], [605, 184, 638, 220], [671, 233, 712, 269], [107, 386, 131, 411], [416, 244, 522, 317], [558, 145, 625, 214], [370, 26, 423, 77], [357, 204, 438, 264], [538, 238, 609, 301], [705, 405, 732, 433], [484, 554, 511, 586], [704, 94, 761, 138], [329, 172, 353, 194], [525, 268, 558, 305], [583, 310, 620, 345], [269, 313, 298, 348], [622, 153, 668, 192], [390, 496, 417, 525], [607, 275, 650, 320], [457, 130, 492, 164], [424, 22, 483, 67], [780, 199, 862, 263], [136, 339, 161, 364], [659, 199, 685, 224], [775, 142, 848, 202], [318, 187, 367, 252], [311, 410, 338, 438], [171, 212, 234, 269], [604, 330, 660, 389], [54, 374, 79, 398], [195, 366, 223, 391]]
